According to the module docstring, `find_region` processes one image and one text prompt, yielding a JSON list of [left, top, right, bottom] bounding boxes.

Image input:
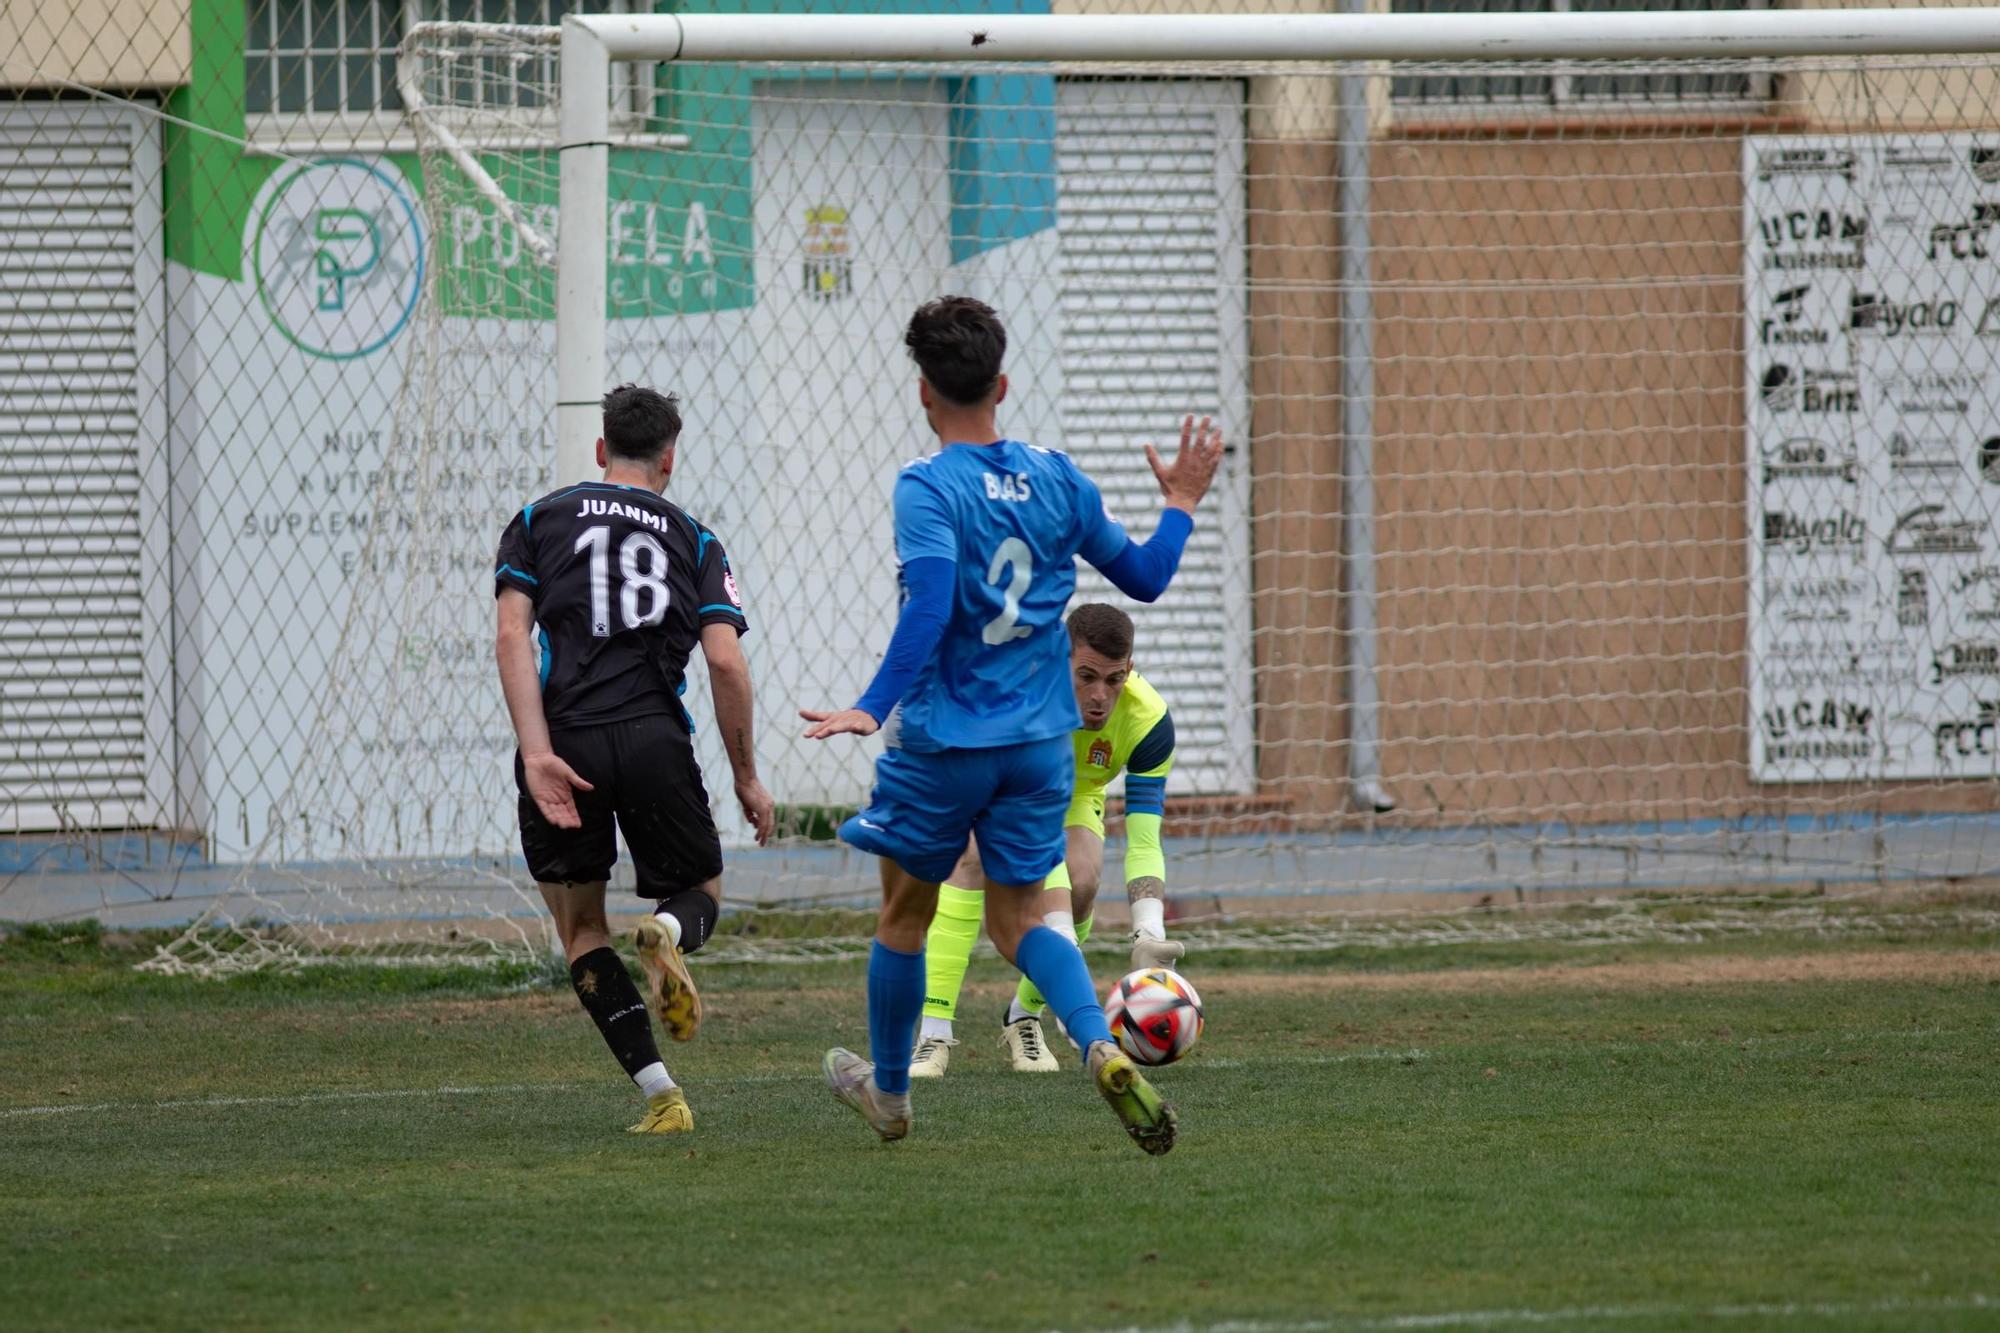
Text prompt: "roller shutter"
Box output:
[[1, 103, 169, 832], [1057, 80, 1253, 794]]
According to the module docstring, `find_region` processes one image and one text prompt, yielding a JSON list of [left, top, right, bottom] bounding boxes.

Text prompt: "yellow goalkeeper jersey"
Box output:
[[1074, 669, 1175, 802], [1066, 671, 1175, 887]]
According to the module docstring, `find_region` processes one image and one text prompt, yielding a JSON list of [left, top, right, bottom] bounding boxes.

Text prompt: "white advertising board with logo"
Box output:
[[171, 138, 1063, 862], [1746, 135, 2000, 782], [180, 154, 758, 860]]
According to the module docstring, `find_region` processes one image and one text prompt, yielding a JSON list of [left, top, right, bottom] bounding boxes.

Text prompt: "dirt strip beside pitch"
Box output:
[[1198, 947, 2000, 996]]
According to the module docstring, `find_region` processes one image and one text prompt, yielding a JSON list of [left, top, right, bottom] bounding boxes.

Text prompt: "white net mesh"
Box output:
[[6, 10, 2000, 972]]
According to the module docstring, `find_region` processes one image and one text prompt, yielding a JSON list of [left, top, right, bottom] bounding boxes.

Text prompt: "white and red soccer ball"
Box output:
[[1103, 967, 1204, 1066]]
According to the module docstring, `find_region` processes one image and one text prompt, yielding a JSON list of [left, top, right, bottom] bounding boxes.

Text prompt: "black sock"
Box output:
[[568, 947, 661, 1080], [655, 889, 719, 954]]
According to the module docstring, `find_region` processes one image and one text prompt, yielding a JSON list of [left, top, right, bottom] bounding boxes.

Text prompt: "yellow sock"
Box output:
[[922, 883, 984, 1023], [1015, 914, 1091, 1016]]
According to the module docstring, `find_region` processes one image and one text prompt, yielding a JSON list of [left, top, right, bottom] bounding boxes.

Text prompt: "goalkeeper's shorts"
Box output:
[[1064, 787, 1109, 840], [515, 714, 722, 895]]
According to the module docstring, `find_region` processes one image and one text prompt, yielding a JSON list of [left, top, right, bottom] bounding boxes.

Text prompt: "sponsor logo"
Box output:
[[1932, 640, 2000, 683], [1757, 210, 1866, 247], [250, 158, 424, 361], [1887, 503, 1983, 557], [1756, 147, 1858, 182], [1971, 147, 2000, 186], [1763, 573, 1864, 625], [801, 204, 852, 301], [1782, 603, 1854, 625], [1758, 285, 1828, 345], [1761, 643, 1908, 691], [1757, 209, 1866, 272], [1762, 437, 1858, 485], [1898, 567, 1930, 627], [1849, 291, 1958, 336], [1926, 203, 2000, 261], [1762, 508, 1866, 556], [1951, 565, 2000, 622], [1932, 699, 2000, 762], [1883, 145, 1958, 189], [1887, 430, 1962, 482], [1765, 574, 1864, 603], [1759, 695, 1875, 764], [1885, 372, 1982, 418], [1758, 364, 1859, 415]]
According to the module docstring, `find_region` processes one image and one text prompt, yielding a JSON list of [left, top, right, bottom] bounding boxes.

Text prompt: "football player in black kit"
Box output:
[[494, 384, 775, 1134]]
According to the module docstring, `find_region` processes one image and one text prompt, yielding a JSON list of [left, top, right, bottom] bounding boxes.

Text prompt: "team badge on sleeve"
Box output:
[[724, 570, 742, 608]]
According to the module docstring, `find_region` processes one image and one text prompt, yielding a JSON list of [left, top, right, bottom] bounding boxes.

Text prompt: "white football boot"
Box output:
[[909, 1034, 958, 1079], [1001, 1012, 1061, 1073]]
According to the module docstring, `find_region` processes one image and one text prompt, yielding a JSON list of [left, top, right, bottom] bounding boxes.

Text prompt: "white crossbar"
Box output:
[[577, 8, 2000, 64]]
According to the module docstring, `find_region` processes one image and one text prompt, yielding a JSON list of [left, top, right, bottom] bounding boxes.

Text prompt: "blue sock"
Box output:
[[1014, 926, 1113, 1051], [867, 939, 926, 1095]]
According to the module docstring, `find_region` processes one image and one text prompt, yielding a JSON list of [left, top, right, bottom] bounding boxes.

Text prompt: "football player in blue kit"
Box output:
[[801, 296, 1224, 1155]]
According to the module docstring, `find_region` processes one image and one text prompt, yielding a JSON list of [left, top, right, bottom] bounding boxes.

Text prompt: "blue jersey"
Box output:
[[889, 441, 1128, 752]]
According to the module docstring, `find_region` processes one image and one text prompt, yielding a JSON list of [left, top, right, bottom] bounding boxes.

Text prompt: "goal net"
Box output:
[[48, 12, 1999, 972]]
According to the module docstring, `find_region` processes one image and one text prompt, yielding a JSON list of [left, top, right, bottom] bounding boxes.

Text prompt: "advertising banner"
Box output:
[[1746, 135, 2000, 781]]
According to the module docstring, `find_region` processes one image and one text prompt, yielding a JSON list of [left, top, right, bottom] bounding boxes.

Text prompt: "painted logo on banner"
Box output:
[[803, 204, 853, 301], [251, 158, 424, 361]]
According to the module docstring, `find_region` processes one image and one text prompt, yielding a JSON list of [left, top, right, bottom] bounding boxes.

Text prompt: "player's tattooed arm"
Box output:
[[700, 622, 775, 845], [1127, 875, 1166, 902], [495, 588, 593, 829]]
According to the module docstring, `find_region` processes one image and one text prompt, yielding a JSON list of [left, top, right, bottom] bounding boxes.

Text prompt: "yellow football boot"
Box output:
[[1088, 1041, 1177, 1156], [627, 1087, 694, 1135], [634, 916, 702, 1042]]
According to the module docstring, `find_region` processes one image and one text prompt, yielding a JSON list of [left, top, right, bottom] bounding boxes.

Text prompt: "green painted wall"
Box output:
[[163, 0, 274, 281]]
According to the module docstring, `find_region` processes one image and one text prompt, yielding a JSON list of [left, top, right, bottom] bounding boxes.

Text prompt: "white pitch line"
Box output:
[[0, 1072, 822, 1120], [0, 1081, 589, 1119], [1083, 1294, 1997, 1333], [3, 1050, 1426, 1120]]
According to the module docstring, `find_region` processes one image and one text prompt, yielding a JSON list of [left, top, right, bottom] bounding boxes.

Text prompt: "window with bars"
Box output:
[[1390, 0, 1772, 110], [245, 0, 642, 132], [247, 0, 404, 118]]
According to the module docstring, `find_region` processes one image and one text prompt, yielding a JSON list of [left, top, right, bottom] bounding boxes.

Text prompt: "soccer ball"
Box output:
[[1103, 967, 1204, 1066]]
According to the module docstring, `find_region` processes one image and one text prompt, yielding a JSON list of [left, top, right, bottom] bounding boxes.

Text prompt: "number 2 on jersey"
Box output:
[[982, 537, 1034, 645], [575, 525, 672, 636]]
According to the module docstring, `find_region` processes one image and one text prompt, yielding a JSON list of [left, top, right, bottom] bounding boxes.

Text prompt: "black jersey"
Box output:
[[495, 480, 748, 731]]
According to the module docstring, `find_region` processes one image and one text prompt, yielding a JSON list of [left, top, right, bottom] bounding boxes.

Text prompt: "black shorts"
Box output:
[[516, 714, 722, 896]]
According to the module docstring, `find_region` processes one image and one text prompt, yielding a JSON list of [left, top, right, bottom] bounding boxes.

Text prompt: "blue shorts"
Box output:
[[841, 736, 1073, 885]]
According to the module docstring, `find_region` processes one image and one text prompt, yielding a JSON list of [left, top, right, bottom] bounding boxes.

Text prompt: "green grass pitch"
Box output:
[[4, 902, 1999, 1331]]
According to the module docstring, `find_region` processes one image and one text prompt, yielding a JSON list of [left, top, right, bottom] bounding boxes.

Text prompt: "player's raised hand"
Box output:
[[736, 776, 776, 846], [1145, 414, 1225, 514], [520, 750, 593, 829], [801, 707, 881, 740]]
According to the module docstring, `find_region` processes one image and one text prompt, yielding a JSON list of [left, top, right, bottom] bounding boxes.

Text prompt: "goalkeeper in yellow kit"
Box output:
[[910, 602, 1183, 1076]]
